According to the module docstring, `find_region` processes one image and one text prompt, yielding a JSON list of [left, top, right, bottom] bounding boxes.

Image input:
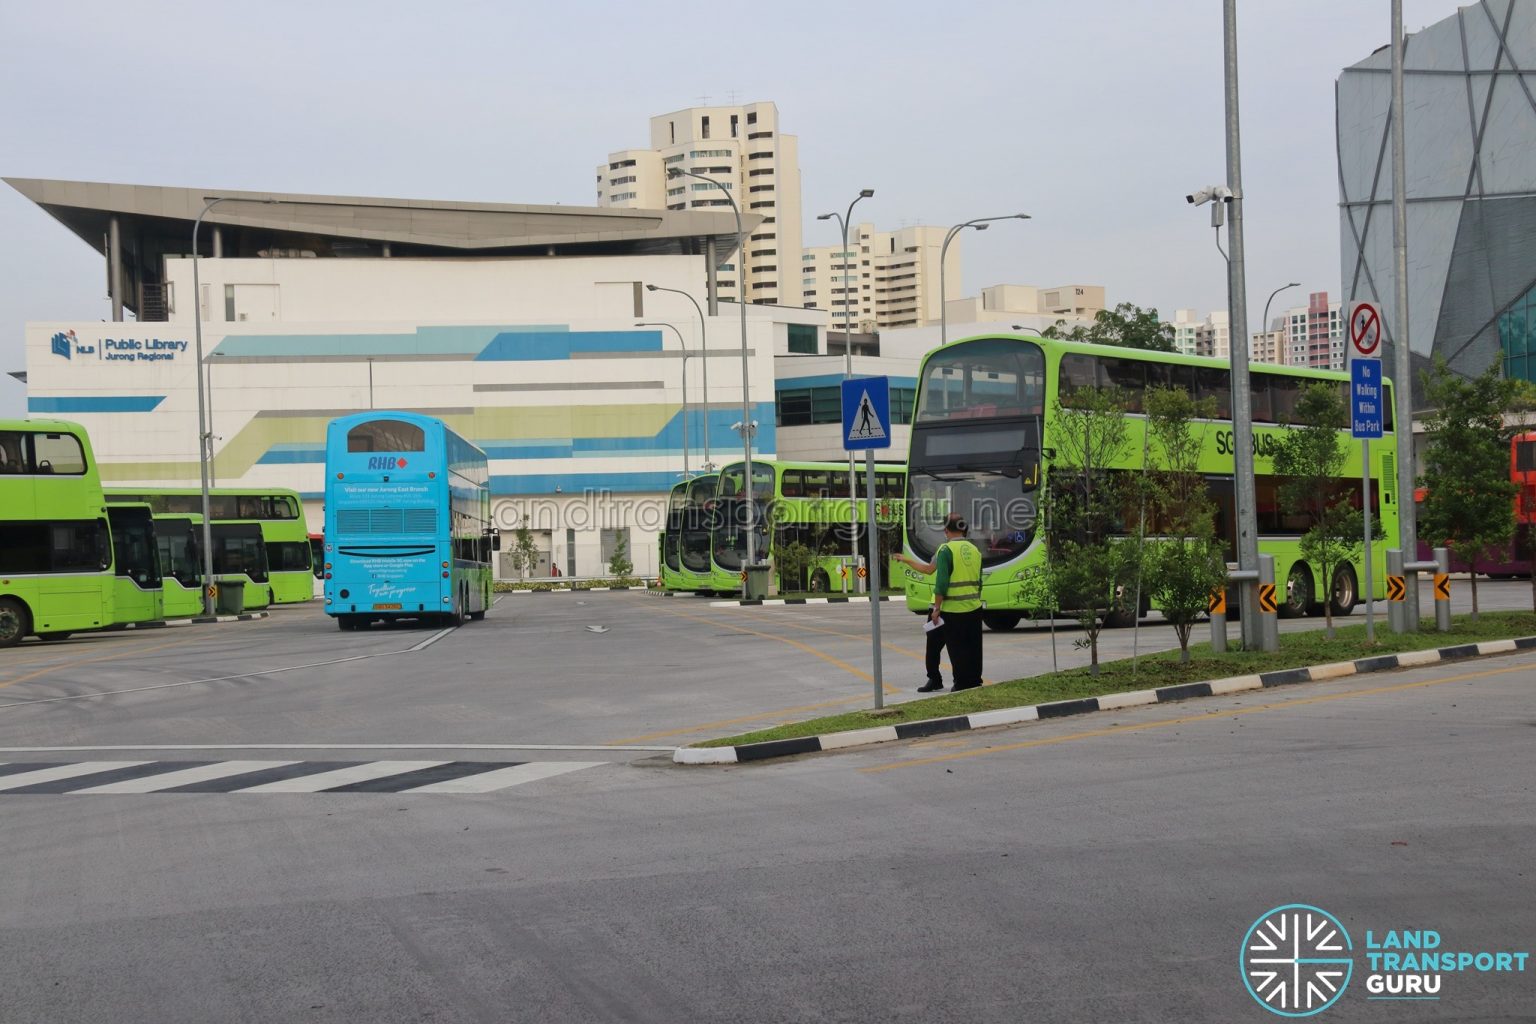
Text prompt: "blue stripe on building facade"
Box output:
[[27, 396, 166, 413], [775, 374, 918, 390], [253, 405, 777, 490], [474, 330, 663, 361]]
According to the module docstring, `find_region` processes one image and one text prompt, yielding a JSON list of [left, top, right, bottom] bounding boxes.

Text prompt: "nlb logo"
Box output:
[[1241, 904, 1353, 1017], [366, 456, 408, 470], [50, 330, 92, 359]]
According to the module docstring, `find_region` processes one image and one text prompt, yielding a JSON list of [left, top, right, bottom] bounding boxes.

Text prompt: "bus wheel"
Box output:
[[1281, 564, 1312, 619], [1330, 565, 1359, 617], [0, 598, 29, 648], [337, 614, 363, 631], [809, 569, 830, 593], [983, 611, 1022, 632], [37, 631, 72, 642]]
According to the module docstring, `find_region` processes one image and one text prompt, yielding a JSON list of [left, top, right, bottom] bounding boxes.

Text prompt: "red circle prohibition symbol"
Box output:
[[1351, 306, 1381, 355]]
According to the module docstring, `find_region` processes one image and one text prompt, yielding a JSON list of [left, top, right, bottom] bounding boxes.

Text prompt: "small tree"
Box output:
[[508, 525, 540, 580], [1419, 361, 1519, 619], [1273, 382, 1371, 638], [1143, 386, 1227, 662], [1042, 303, 1176, 352], [607, 532, 633, 578], [773, 539, 814, 593], [1034, 386, 1139, 674]]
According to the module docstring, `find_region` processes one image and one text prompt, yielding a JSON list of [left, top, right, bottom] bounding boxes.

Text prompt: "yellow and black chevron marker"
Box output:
[[1208, 589, 1226, 616], [1386, 575, 1406, 602], [1434, 573, 1451, 601], [1258, 583, 1277, 614]]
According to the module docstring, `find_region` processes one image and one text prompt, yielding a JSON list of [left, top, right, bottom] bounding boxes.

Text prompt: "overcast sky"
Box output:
[[0, 0, 1455, 417]]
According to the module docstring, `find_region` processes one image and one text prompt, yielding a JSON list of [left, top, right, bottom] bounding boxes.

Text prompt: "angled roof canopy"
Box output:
[[5, 177, 754, 318]]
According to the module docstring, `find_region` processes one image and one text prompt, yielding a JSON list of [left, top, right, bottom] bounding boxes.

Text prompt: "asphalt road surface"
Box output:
[[1, 587, 1531, 1022]]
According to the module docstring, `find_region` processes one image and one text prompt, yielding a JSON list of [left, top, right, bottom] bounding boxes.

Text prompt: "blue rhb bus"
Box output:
[[322, 412, 495, 630]]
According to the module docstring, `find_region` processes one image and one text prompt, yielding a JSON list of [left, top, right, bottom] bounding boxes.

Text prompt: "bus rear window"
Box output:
[[347, 419, 425, 453]]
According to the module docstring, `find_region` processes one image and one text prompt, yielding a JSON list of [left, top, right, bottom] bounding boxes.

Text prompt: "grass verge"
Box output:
[[695, 611, 1536, 748]]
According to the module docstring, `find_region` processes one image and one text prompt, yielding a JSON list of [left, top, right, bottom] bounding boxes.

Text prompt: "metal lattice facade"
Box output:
[[1337, 0, 1536, 388]]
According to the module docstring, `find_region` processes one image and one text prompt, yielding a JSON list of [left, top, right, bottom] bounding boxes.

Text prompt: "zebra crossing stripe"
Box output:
[[236, 760, 448, 793], [406, 760, 605, 793], [0, 760, 608, 794], [0, 762, 149, 792], [71, 761, 297, 794]]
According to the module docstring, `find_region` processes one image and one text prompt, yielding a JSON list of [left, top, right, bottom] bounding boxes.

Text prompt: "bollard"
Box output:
[[1209, 586, 1227, 653], [1257, 554, 1279, 653], [1433, 546, 1452, 632], [1386, 548, 1407, 633]]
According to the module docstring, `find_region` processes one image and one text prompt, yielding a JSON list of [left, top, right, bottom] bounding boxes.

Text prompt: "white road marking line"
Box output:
[[405, 760, 605, 793], [235, 760, 446, 793], [407, 627, 455, 652], [69, 761, 297, 794], [0, 743, 674, 753], [0, 630, 463, 710], [0, 761, 148, 792]]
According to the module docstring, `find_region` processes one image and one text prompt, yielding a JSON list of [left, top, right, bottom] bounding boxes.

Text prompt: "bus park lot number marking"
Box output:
[[1387, 575, 1406, 602], [1258, 584, 1278, 615], [1208, 589, 1226, 615], [1435, 574, 1451, 600], [1349, 300, 1383, 357]]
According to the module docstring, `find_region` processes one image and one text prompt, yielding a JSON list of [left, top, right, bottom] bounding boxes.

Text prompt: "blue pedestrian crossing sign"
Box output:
[[842, 376, 891, 451], [1350, 358, 1384, 439]]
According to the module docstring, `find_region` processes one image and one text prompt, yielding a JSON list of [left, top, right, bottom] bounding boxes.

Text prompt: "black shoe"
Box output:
[[917, 682, 945, 693], [950, 682, 981, 691]]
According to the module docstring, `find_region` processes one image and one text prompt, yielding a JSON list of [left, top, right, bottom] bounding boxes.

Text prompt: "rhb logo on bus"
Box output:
[[366, 456, 408, 470]]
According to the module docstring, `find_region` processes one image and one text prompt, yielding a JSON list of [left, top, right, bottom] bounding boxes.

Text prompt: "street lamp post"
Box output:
[[636, 321, 692, 480], [817, 188, 875, 592], [646, 284, 711, 470], [669, 167, 755, 592], [191, 195, 276, 615], [939, 214, 1031, 345], [1262, 282, 1301, 359]]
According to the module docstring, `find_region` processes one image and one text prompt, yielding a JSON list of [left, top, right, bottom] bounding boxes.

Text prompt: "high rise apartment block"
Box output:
[[1169, 309, 1229, 358], [1283, 292, 1344, 370], [595, 102, 803, 307], [800, 222, 953, 331]]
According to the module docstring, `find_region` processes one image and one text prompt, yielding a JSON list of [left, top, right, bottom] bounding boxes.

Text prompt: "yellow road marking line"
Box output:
[[860, 660, 1531, 774], [0, 634, 206, 692]]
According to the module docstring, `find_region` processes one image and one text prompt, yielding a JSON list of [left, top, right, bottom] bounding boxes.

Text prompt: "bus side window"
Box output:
[[1250, 373, 1275, 424], [1100, 358, 1146, 412], [1059, 354, 1098, 395], [1197, 367, 1232, 418]]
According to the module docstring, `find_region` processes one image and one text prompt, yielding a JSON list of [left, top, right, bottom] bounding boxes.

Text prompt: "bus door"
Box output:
[[106, 504, 163, 625]]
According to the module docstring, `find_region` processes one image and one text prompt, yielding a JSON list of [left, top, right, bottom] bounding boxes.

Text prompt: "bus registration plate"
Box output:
[[374, 602, 403, 610]]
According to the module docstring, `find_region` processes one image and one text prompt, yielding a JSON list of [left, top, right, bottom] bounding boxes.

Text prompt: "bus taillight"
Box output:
[[442, 570, 450, 578]]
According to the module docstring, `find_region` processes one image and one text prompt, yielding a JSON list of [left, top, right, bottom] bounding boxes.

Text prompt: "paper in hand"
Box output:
[[923, 616, 944, 633]]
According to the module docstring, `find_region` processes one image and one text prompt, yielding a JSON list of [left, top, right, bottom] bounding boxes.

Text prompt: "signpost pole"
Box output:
[[1363, 437, 1375, 643], [842, 375, 891, 711], [865, 448, 884, 709]]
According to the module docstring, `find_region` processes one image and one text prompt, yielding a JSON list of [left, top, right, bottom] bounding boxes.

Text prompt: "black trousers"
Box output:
[[924, 616, 948, 686], [943, 608, 984, 689]]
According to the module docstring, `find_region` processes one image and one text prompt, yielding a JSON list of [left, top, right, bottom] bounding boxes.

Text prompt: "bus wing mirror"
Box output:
[[491, 530, 502, 551]]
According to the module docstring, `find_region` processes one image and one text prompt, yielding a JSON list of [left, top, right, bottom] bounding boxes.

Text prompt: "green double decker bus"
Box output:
[[901, 333, 1398, 630], [709, 460, 907, 595], [106, 487, 314, 606], [659, 474, 719, 593], [0, 419, 115, 646]]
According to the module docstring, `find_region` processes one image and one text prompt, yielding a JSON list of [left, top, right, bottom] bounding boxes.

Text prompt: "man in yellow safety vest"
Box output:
[[898, 513, 984, 692]]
